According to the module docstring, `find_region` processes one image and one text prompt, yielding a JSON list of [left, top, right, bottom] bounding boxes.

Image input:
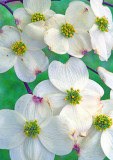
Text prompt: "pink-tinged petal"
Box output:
[[44, 28, 69, 54], [68, 33, 92, 58], [66, 1, 95, 31], [89, 24, 108, 61], [14, 50, 49, 82], [13, 8, 31, 30], [78, 126, 105, 160], [39, 116, 76, 155], [0, 110, 26, 149], [0, 26, 21, 49], [15, 94, 52, 125], [48, 57, 89, 92], [0, 47, 17, 73], [110, 90, 113, 100], [97, 66, 113, 90], [33, 80, 61, 97]]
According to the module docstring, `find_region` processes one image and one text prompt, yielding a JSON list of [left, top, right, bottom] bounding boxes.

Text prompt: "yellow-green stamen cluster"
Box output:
[[11, 41, 27, 55], [31, 12, 45, 22], [95, 16, 109, 32], [94, 114, 112, 131], [24, 120, 41, 138], [61, 23, 75, 38], [64, 88, 82, 105]]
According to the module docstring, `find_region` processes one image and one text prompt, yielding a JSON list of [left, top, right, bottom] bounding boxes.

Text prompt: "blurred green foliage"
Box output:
[[0, 0, 113, 159]]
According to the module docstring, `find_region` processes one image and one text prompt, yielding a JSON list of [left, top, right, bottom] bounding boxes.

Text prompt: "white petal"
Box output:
[[110, 90, 113, 100], [89, 24, 108, 61], [0, 47, 17, 73], [22, 21, 47, 50], [23, 0, 51, 14], [44, 10, 55, 21], [46, 14, 66, 29], [47, 93, 68, 115], [66, 1, 95, 31], [24, 138, 55, 160], [39, 116, 75, 155], [15, 94, 52, 124], [97, 66, 113, 90], [101, 100, 113, 115], [0, 110, 26, 149], [0, 26, 21, 49], [10, 144, 27, 160], [78, 126, 105, 160], [60, 105, 92, 134], [101, 126, 113, 160], [104, 7, 113, 29], [14, 50, 49, 82], [33, 80, 61, 97], [84, 79, 104, 97], [68, 33, 92, 58], [90, 0, 106, 17], [48, 57, 89, 92], [13, 8, 31, 30], [44, 28, 69, 54]]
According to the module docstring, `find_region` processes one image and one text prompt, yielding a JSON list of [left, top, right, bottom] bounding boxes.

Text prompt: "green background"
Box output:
[[0, 0, 113, 159]]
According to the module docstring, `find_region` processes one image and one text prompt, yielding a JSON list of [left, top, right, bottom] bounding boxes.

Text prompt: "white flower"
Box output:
[[89, 0, 113, 61], [78, 100, 113, 160], [33, 57, 104, 135], [97, 66, 113, 100], [0, 25, 49, 82], [0, 94, 76, 160], [44, 1, 95, 58], [13, 0, 55, 30], [13, 0, 55, 47]]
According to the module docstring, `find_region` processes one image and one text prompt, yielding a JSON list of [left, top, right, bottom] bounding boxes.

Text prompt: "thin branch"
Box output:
[[24, 82, 33, 94], [0, 2, 13, 14], [87, 66, 98, 75], [88, 0, 113, 7]]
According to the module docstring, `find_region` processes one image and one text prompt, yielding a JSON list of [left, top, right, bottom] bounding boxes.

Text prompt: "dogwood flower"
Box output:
[[89, 0, 113, 61], [78, 100, 113, 160], [33, 57, 104, 135], [97, 66, 113, 100], [0, 25, 49, 82], [13, 0, 55, 30], [0, 94, 76, 160], [44, 1, 95, 58], [13, 0, 55, 47]]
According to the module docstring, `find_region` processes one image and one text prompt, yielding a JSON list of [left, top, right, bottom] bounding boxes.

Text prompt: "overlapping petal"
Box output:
[[14, 50, 49, 82], [39, 116, 75, 155], [15, 94, 52, 124], [0, 110, 26, 149], [48, 57, 89, 92], [66, 1, 95, 32]]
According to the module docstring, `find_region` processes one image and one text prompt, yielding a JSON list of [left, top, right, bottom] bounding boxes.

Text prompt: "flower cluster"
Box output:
[[0, 0, 113, 160]]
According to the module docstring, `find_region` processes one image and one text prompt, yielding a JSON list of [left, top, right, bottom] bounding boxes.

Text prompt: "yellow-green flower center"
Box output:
[[31, 12, 45, 22], [94, 114, 112, 131], [64, 88, 82, 105], [24, 120, 41, 138], [11, 41, 27, 55], [61, 23, 75, 38], [95, 16, 109, 32]]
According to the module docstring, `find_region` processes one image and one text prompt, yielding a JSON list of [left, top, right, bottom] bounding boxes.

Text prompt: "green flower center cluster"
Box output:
[[94, 114, 112, 131], [61, 23, 75, 38], [31, 13, 45, 22], [24, 120, 41, 138], [11, 41, 27, 55], [95, 16, 109, 32], [64, 88, 82, 105]]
